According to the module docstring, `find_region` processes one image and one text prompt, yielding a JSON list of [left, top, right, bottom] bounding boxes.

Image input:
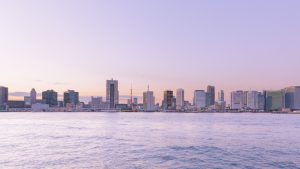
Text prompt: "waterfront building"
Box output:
[[143, 89, 155, 112], [265, 90, 284, 112], [258, 92, 265, 110], [206, 85, 215, 106], [30, 88, 37, 104], [42, 90, 58, 107], [24, 96, 31, 106], [90, 97, 103, 109], [8, 100, 25, 109], [194, 90, 206, 109], [162, 90, 175, 110], [243, 91, 248, 108], [63, 90, 79, 106], [247, 91, 259, 110], [218, 90, 225, 102], [0, 86, 8, 110], [283, 86, 300, 110], [231, 90, 243, 110], [133, 97, 138, 105], [106, 79, 119, 109], [176, 88, 184, 110], [31, 103, 49, 112], [90, 97, 102, 108], [215, 101, 226, 112], [115, 104, 128, 111]]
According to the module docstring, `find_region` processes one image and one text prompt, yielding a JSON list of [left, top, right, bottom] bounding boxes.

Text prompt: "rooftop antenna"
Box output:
[[148, 85, 150, 92]]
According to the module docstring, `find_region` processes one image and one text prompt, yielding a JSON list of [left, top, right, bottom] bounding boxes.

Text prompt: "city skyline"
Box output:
[[3, 81, 300, 104], [1, 0, 300, 103]]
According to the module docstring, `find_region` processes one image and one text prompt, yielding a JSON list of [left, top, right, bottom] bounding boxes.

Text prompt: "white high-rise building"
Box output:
[[231, 91, 243, 110], [176, 88, 184, 110], [143, 87, 155, 112], [194, 90, 206, 109], [247, 91, 259, 109], [106, 79, 119, 109]]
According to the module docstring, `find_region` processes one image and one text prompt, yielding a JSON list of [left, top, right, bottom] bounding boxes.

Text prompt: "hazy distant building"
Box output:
[[258, 92, 265, 110], [90, 97, 103, 109], [30, 88, 37, 104], [206, 85, 215, 106], [283, 86, 300, 110], [63, 90, 79, 106], [247, 91, 259, 109], [106, 79, 119, 109], [218, 90, 225, 102], [42, 90, 58, 107], [0, 86, 8, 110], [243, 91, 248, 108], [143, 88, 155, 112], [176, 88, 184, 110], [134, 97, 138, 105], [8, 100, 25, 109], [194, 90, 206, 109], [265, 90, 284, 112], [24, 96, 31, 106], [162, 90, 175, 110], [231, 90, 243, 110], [32, 103, 49, 112], [215, 101, 226, 112]]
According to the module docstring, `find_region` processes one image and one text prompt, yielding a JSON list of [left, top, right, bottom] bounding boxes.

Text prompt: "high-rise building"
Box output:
[[231, 90, 243, 110], [247, 91, 259, 109], [0, 86, 8, 110], [265, 90, 284, 112], [176, 88, 184, 110], [162, 90, 174, 110], [206, 85, 215, 106], [218, 90, 225, 102], [143, 87, 155, 112], [30, 88, 37, 104], [258, 92, 265, 110], [194, 90, 206, 109], [63, 90, 79, 106], [243, 91, 248, 108], [106, 79, 119, 109], [42, 90, 58, 107], [283, 86, 300, 110]]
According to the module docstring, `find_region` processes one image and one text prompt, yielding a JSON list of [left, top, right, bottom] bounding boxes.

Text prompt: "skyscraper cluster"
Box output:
[[1, 81, 300, 113]]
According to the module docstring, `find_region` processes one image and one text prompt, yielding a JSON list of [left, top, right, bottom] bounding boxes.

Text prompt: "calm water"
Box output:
[[0, 112, 299, 169]]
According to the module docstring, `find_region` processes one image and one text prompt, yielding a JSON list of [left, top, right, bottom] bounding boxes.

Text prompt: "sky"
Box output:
[[0, 0, 300, 103]]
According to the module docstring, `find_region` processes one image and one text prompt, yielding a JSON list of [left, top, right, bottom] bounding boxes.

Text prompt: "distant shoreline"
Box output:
[[1, 111, 299, 114]]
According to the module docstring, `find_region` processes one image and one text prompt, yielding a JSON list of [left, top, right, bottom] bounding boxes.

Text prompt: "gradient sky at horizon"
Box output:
[[0, 0, 300, 103]]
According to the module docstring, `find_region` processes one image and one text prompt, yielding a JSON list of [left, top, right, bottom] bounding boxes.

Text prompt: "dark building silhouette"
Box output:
[[42, 90, 58, 107], [63, 90, 79, 106]]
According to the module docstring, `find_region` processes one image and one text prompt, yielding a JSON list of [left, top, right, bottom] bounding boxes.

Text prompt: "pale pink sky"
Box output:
[[0, 0, 300, 103]]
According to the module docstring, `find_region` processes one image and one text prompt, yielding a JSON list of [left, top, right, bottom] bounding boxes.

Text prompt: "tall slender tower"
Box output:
[[30, 88, 37, 104], [207, 85, 215, 106], [176, 88, 184, 110], [143, 85, 155, 112], [0, 86, 8, 110], [106, 79, 119, 109]]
